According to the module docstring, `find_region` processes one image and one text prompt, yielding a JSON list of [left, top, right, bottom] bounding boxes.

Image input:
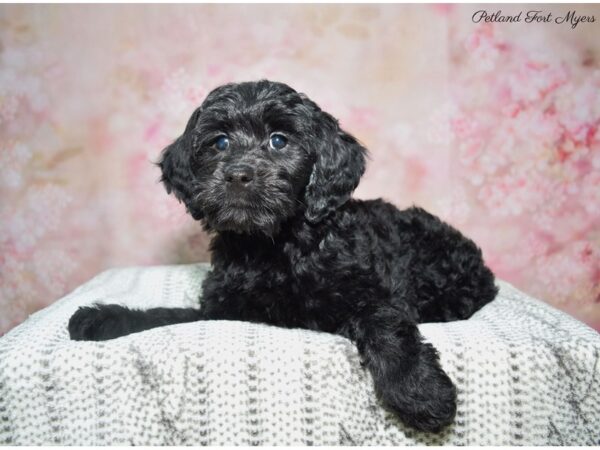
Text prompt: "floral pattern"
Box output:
[[1, 4, 599, 334]]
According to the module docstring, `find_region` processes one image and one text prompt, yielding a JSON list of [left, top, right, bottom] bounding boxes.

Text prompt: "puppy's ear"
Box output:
[[304, 111, 367, 223], [158, 107, 204, 220]]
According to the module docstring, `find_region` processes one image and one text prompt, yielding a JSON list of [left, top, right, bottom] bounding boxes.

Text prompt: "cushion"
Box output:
[[0, 263, 598, 445]]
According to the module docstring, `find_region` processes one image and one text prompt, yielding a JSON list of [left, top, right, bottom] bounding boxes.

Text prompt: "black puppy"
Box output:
[[69, 80, 498, 432]]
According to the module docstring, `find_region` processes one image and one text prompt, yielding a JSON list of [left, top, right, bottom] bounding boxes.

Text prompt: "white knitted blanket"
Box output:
[[0, 263, 598, 445]]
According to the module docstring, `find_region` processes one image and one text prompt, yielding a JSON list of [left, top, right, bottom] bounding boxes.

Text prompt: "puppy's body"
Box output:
[[69, 80, 498, 433], [205, 200, 494, 330]]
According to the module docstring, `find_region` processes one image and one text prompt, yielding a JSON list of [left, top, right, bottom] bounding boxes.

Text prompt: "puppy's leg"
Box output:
[[68, 305, 203, 341], [352, 306, 456, 432], [396, 206, 498, 323]]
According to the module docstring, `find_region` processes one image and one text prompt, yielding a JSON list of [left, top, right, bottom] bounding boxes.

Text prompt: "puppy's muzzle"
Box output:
[[224, 163, 255, 189]]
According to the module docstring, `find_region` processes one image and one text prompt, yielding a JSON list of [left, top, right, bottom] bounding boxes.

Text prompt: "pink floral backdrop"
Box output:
[[1, 4, 599, 334]]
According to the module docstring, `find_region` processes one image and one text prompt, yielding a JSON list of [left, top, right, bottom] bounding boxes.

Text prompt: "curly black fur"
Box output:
[[69, 80, 498, 433]]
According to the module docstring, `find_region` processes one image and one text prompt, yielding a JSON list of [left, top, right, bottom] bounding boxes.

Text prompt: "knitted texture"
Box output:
[[0, 263, 598, 445]]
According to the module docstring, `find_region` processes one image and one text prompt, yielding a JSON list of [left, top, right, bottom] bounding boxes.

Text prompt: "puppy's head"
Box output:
[[159, 80, 366, 235]]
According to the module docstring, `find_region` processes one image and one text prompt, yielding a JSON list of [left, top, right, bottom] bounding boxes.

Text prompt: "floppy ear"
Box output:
[[158, 107, 204, 220], [304, 112, 367, 223]]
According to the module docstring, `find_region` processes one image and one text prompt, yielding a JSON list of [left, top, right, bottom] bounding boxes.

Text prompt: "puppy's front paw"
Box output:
[[379, 344, 457, 433], [68, 305, 127, 341]]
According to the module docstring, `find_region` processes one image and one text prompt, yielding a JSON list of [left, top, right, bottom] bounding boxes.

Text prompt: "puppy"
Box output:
[[69, 80, 498, 432]]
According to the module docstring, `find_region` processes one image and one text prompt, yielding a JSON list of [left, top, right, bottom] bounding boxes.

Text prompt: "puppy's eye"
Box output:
[[214, 135, 229, 151], [269, 133, 288, 150]]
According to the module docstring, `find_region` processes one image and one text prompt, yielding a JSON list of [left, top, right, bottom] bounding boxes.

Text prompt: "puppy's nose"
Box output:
[[224, 164, 255, 186]]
